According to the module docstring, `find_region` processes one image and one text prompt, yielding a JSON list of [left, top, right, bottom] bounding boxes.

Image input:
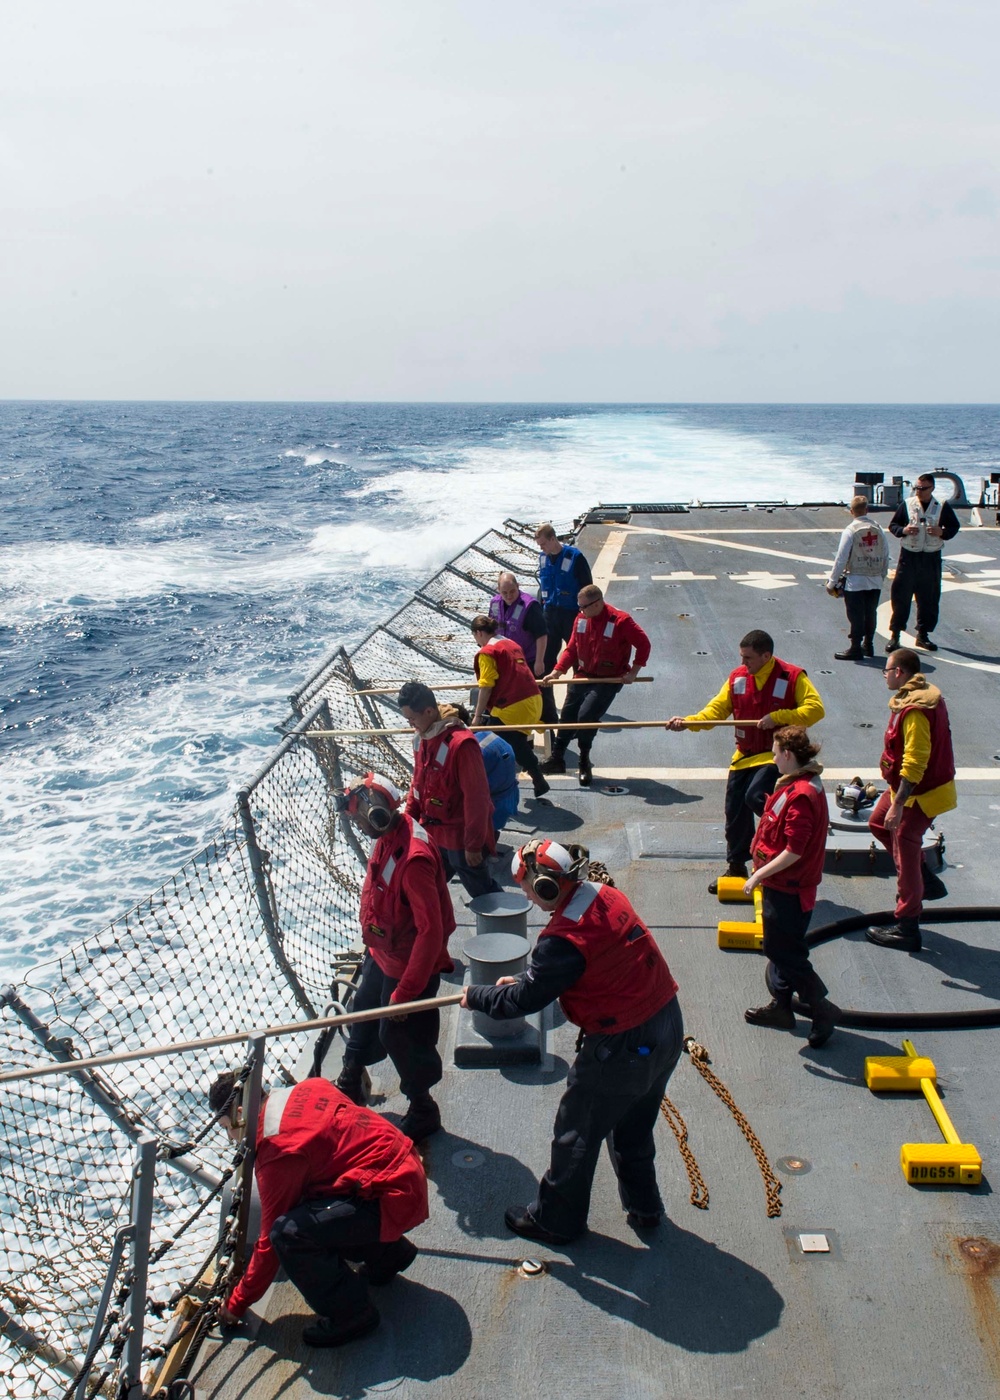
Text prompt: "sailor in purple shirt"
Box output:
[[488, 572, 548, 677]]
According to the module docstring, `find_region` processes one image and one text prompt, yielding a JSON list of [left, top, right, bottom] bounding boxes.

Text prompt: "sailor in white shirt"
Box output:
[[826, 496, 889, 661], [886, 474, 961, 653]]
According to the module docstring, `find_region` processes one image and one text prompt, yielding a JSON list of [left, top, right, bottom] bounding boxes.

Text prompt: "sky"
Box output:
[[1, 1, 998, 402]]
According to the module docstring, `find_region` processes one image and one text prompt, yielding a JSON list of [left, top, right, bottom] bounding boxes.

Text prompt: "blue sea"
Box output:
[[2, 402, 998, 973]]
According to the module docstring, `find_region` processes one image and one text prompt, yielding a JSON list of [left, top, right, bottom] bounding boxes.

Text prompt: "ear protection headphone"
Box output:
[[338, 773, 402, 833], [512, 838, 589, 901]]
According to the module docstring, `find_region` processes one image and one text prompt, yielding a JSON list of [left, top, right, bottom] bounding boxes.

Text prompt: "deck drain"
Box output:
[[777, 1156, 812, 1175], [854, 722, 874, 729], [818, 669, 833, 675], [451, 1150, 485, 1169], [600, 784, 629, 796], [518, 1259, 547, 1277]]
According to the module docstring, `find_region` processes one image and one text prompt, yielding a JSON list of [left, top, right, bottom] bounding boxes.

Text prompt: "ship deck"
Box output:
[[194, 503, 1000, 1400]]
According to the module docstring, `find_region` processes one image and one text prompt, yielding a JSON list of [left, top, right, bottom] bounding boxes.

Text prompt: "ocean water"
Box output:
[[2, 401, 998, 972]]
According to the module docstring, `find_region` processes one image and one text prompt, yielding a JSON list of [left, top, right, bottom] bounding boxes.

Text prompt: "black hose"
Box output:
[[782, 906, 1000, 1030]]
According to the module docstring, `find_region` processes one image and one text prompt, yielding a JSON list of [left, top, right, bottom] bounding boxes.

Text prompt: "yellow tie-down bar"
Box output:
[[715, 879, 764, 950], [864, 1039, 983, 1186]]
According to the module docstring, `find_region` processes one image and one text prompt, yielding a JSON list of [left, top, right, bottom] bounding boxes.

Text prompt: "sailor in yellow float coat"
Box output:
[[667, 629, 825, 892]]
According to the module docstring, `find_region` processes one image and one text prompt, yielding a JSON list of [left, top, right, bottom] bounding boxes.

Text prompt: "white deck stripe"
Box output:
[[875, 599, 1000, 676]]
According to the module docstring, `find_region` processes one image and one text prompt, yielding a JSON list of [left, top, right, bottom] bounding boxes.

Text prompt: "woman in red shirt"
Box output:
[[743, 726, 837, 1048]]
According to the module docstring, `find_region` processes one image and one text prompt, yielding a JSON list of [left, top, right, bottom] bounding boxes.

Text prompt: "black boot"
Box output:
[[806, 998, 838, 1048], [578, 753, 593, 787], [540, 751, 567, 775], [400, 1093, 441, 1142], [504, 1205, 576, 1245], [885, 634, 901, 653], [922, 862, 948, 901], [302, 1305, 380, 1348], [336, 1064, 368, 1106], [708, 862, 748, 896], [866, 919, 921, 951], [914, 633, 938, 652], [744, 998, 796, 1030], [834, 646, 865, 661], [862, 638, 875, 658]]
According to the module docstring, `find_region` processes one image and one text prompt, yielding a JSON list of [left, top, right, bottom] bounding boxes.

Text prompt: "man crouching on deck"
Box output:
[[213, 1072, 427, 1347], [462, 840, 683, 1245]]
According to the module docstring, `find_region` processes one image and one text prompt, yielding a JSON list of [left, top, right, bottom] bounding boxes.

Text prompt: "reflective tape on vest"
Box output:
[[263, 1086, 294, 1140]]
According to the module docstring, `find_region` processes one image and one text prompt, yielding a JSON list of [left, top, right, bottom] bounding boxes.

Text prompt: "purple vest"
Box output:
[[488, 591, 540, 663]]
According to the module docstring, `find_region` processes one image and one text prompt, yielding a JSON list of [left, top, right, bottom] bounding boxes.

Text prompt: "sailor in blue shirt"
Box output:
[[442, 704, 519, 836], [534, 523, 593, 723]]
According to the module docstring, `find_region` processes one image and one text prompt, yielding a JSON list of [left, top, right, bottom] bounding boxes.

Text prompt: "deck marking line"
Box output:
[[591, 530, 630, 592], [621, 525, 835, 568], [876, 600, 1000, 676]]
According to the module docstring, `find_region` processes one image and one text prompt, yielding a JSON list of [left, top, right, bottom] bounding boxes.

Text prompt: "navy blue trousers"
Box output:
[[533, 997, 684, 1239]]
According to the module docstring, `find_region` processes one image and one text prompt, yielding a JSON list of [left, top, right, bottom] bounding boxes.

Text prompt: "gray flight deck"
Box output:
[[194, 502, 1000, 1400]]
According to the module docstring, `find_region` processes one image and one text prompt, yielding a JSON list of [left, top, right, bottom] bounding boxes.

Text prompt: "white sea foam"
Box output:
[[283, 445, 344, 466], [1, 408, 863, 972], [343, 410, 852, 574]]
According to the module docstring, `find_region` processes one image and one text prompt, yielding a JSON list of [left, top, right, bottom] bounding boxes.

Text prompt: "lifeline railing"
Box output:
[[0, 995, 463, 1399], [0, 518, 551, 1400]]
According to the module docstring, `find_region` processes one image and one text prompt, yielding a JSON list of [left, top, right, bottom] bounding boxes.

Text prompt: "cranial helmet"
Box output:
[[341, 773, 402, 834], [512, 837, 589, 902]]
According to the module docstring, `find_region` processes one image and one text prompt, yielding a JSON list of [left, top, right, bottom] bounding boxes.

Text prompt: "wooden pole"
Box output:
[[0, 994, 466, 1086], [303, 719, 753, 737], [350, 677, 654, 696]]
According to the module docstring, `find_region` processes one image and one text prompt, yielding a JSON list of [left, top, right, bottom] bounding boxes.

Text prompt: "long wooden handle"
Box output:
[[0, 994, 467, 1085], [351, 677, 654, 696], [308, 720, 687, 736]]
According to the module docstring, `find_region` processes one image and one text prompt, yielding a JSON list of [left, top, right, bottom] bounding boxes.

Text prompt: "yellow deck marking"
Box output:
[[591, 530, 630, 592]]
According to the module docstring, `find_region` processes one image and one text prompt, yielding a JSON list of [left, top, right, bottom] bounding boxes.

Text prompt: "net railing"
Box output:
[[0, 519, 552, 1398]]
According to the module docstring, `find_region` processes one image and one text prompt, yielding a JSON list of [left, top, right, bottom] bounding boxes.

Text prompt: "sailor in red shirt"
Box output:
[[743, 727, 837, 1048], [334, 773, 456, 1143], [462, 838, 683, 1245], [399, 680, 501, 900], [213, 1073, 428, 1349], [540, 584, 651, 787]]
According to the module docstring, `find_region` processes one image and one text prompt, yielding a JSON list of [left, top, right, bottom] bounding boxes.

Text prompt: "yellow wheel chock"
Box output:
[[717, 886, 764, 950], [864, 1039, 982, 1185], [716, 875, 753, 904]]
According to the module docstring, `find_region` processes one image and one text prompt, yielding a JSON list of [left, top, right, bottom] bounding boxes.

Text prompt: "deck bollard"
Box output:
[[454, 926, 542, 1066], [464, 932, 531, 1039], [469, 890, 531, 939]]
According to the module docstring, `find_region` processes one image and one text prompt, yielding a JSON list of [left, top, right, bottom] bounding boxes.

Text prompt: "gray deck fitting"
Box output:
[[454, 1006, 542, 1065]]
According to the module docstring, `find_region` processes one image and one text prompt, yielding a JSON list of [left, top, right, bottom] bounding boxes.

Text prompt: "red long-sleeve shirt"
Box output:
[[359, 815, 455, 1004], [406, 722, 495, 854], [225, 1079, 428, 1318], [554, 602, 651, 677]]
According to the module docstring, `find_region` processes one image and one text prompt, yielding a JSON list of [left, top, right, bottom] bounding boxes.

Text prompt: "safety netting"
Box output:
[[0, 520, 550, 1398]]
